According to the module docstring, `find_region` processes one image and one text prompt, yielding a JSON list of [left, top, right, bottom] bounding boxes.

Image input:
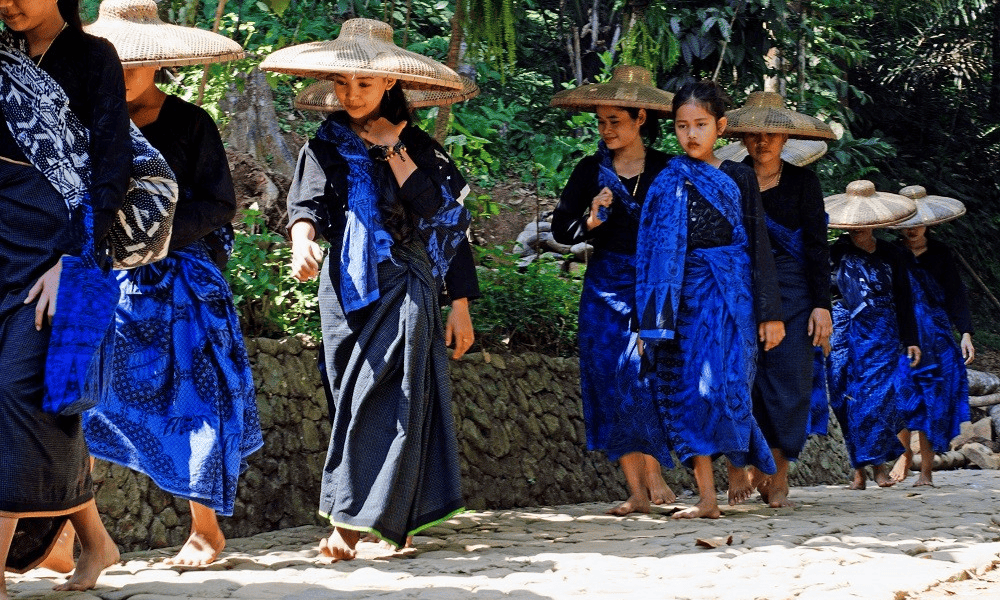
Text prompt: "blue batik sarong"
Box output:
[[637, 157, 775, 473], [899, 267, 969, 452], [83, 240, 262, 515], [829, 253, 910, 467], [578, 250, 671, 466]]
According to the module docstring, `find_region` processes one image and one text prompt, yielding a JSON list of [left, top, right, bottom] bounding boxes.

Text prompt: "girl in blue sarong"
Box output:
[[81, 0, 262, 567], [635, 81, 785, 519], [826, 182, 922, 489], [551, 66, 677, 516], [887, 187, 972, 487]]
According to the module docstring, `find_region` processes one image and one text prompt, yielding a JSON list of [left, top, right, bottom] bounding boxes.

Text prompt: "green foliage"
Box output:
[[462, 0, 518, 77], [470, 247, 582, 357], [226, 210, 321, 338]]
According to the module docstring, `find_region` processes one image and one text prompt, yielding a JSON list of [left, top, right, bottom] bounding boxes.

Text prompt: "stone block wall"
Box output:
[[93, 335, 850, 551]]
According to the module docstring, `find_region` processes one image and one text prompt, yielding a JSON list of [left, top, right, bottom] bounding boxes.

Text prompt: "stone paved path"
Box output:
[[9, 471, 1000, 600]]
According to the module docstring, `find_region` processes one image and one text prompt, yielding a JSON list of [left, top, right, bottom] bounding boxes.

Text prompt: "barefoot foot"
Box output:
[[672, 499, 721, 520], [39, 522, 76, 573], [913, 473, 934, 487], [647, 476, 676, 505], [726, 464, 754, 506], [607, 495, 650, 516], [318, 528, 360, 561], [766, 483, 794, 508], [890, 452, 912, 483], [164, 530, 226, 567], [847, 468, 867, 490], [873, 465, 896, 488], [53, 530, 118, 592]]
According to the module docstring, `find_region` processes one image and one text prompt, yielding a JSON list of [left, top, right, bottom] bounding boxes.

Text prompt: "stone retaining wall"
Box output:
[[93, 335, 850, 551]]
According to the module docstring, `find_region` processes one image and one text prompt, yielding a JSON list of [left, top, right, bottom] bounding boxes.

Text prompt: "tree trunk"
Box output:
[[434, 0, 466, 144], [991, 0, 1000, 115], [220, 68, 298, 180]]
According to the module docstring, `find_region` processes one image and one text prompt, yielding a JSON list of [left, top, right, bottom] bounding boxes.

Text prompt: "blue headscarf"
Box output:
[[635, 155, 747, 342], [316, 117, 471, 313]]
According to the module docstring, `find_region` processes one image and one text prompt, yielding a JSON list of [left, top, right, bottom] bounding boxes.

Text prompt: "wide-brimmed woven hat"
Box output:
[[259, 18, 462, 90], [295, 75, 479, 111], [549, 65, 674, 116], [887, 185, 966, 229], [85, 0, 244, 67], [825, 180, 917, 229], [714, 139, 828, 167], [725, 92, 836, 141]]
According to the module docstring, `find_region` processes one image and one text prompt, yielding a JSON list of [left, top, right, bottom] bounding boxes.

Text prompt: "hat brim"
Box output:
[[887, 197, 967, 229], [724, 106, 837, 141], [825, 191, 917, 229], [295, 76, 479, 111], [550, 82, 674, 116], [85, 22, 245, 67], [714, 139, 828, 167]]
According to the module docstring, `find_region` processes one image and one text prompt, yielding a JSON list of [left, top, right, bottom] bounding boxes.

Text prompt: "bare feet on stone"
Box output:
[[873, 464, 895, 488], [765, 481, 793, 508], [648, 478, 676, 505], [53, 531, 119, 592], [607, 495, 650, 516], [848, 468, 867, 490], [890, 452, 912, 482], [749, 467, 771, 504], [726, 463, 754, 505], [319, 528, 359, 561], [672, 498, 721, 520], [913, 473, 934, 487], [39, 522, 76, 573], [165, 530, 226, 567]]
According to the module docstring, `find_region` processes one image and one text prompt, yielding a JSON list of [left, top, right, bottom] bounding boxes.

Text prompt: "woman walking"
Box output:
[[550, 65, 677, 516]]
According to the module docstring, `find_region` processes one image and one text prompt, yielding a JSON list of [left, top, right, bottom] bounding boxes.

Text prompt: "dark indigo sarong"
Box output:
[[83, 240, 262, 516], [829, 253, 909, 467], [579, 249, 670, 466], [318, 239, 463, 547], [900, 268, 969, 452]]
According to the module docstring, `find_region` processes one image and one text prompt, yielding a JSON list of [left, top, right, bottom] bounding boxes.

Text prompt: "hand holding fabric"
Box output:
[[25, 257, 63, 330], [587, 187, 613, 230], [359, 117, 407, 148], [445, 297, 474, 359], [759, 320, 785, 351], [906, 345, 922, 368]]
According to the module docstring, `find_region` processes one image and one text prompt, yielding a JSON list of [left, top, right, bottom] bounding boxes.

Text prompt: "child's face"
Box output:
[[674, 101, 726, 162]]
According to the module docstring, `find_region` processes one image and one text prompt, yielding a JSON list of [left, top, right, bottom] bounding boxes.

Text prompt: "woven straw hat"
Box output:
[[825, 180, 917, 229], [725, 92, 836, 141], [714, 139, 828, 167], [85, 0, 244, 67], [887, 185, 966, 229], [549, 65, 674, 116], [259, 18, 462, 90], [295, 75, 479, 111]]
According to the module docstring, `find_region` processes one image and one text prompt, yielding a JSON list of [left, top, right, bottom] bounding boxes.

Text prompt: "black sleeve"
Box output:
[[443, 236, 481, 302], [798, 169, 832, 311], [552, 156, 600, 245], [287, 141, 335, 239], [936, 245, 975, 335], [85, 40, 131, 244], [167, 108, 237, 250], [889, 249, 919, 348], [735, 165, 783, 323]]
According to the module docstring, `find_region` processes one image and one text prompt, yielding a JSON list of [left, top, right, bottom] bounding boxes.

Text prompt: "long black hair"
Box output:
[[380, 83, 412, 125], [376, 82, 414, 242], [58, 0, 83, 32], [622, 106, 660, 146], [672, 80, 729, 120]]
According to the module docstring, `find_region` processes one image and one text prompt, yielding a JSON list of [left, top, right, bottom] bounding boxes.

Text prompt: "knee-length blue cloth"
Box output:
[[636, 157, 777, 473], [900, 266, 968, 452], [83, 239, 262, 515], [829, 242, 913, 467]]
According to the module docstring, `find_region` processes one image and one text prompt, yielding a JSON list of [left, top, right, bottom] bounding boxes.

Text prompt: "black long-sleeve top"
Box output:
[[139, 95, 236, 267], [287, 113, 480, 302], [0, 28, 130, 244], [896, 237, 974, 335], [831, 235, 919, 347], [743, 157, 832, 311], [552, 149, 671, 255]]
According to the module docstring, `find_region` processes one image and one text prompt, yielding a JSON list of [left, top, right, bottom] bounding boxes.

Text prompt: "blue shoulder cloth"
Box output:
[[596, 141, 642, 221]]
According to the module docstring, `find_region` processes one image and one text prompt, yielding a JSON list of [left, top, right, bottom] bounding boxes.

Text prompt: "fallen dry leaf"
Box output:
[[695, 535, 733, 549]]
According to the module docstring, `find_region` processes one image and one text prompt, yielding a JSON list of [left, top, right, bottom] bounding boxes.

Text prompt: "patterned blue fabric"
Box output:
[[83, 241, 262, 515], [578, 250, 671, 466], [316, 118, 470, 313], [829, 253, 910, 467], [899, 267, 969, 452], [635, 155, 744, 342], [638, 157, 774, 473], [596, 141, 642, 222], [763, 214, 830, 437], [0, 45, 119, 416]]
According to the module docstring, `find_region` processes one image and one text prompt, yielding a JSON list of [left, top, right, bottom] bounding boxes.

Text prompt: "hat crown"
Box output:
[[99, 0, 159, 22], [745, 91, 785, 109], [846, 180, 877, 198], [610, 65, 653, 86], [338, 18, 394, 44], [899, 185, 927, 200]]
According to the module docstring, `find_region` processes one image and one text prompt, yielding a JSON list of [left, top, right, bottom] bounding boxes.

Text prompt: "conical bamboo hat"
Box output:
[[825, 180, 917, 229], [85, 0, 244, 67], [295, 76, 479, 111], [714, 139, 828, 167], [725, 92, 836, 141], [259, 18, 462, 90], [549, 65, 674, 116], [887, 185, 966, 228]]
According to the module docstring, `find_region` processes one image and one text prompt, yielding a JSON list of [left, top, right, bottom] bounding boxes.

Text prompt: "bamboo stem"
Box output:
[[196, 0, 229, 106], [955, 251, 1000, 315]]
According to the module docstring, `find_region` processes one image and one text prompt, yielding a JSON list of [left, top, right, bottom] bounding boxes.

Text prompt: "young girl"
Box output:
[[635, 81, 785, 519]]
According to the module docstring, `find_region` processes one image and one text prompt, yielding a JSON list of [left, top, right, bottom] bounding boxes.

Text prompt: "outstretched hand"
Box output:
[[290, 220, 323, 282], [759, 320, 785, 352], [24, 257, 63, 330]]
